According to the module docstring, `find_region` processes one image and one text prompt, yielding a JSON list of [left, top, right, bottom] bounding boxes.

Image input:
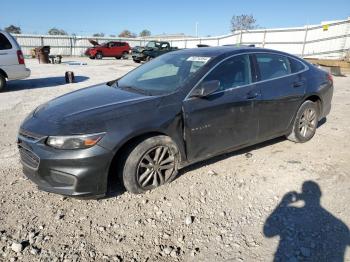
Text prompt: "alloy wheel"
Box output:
[[299, 108, 317, 138], [137, 146, 175, 189]]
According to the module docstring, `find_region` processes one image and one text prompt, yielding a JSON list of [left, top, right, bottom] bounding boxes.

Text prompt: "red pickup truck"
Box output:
[[85, 40, 131, 59]]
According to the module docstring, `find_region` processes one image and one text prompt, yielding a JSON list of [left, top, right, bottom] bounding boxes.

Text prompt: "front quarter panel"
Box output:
[[97, 95, 186, 161]]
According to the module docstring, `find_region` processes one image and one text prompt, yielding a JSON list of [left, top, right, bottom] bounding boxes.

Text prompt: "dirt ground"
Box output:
[[0, 57, 349, 262]]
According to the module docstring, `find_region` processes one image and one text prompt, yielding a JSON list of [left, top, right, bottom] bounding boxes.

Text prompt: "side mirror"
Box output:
[[190, 80, 220, 98]]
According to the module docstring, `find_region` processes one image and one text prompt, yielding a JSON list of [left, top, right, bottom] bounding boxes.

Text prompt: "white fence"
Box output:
[[14, 18, 350, 59]]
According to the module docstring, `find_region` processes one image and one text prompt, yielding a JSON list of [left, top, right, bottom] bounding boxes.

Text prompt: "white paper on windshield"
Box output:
[[186, 56, 211, 63]]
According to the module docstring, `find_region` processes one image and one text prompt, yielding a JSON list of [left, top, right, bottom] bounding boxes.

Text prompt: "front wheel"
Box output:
[[122, 136, 179, 194], [0, 75, 6, 92], [95, 52, 103, 59], [287, 100, 319, 143]]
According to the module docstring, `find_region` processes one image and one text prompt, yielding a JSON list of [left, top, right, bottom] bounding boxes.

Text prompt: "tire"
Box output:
[[89, 56, 95, 59], [287, 100, 319, 143], [133, 59, 141, 63], [0, 74, 6, 92], [146, 56, 153, 62], [95, 52, 103, 59], [122, 136, 180, 194], [115, 56, 122, 60]]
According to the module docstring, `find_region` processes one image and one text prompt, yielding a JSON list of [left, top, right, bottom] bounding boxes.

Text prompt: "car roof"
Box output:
[[173, 46, 298, 59]]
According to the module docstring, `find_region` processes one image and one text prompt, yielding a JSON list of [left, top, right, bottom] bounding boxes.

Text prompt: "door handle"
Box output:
[[246, 92, 259, 100], [293, 81, 304, 88]]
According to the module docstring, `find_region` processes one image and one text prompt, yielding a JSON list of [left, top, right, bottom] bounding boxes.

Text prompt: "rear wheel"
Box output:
[[122, 136, 179, 194], [95, 52, 103, 59], [133, 59, 141, 63], [287, 100, 319, 143], [115, 56, 122, 60], [89, 56, 95, 59], [0, 75, 6, 92]]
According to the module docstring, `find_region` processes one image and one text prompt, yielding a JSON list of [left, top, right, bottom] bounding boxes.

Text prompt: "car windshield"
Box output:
[[146, 41, 157, 48], [116, 53, 212, 95]]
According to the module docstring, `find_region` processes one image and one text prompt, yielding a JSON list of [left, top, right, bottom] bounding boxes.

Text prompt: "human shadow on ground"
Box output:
[[6, 76, 89, 91], [264, 181, 350, 261]]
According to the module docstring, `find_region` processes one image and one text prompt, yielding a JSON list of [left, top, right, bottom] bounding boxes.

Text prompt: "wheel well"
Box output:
[[305, 95, 322, 114], [107, 132, 168, 192], [0, 69, 8, 79]]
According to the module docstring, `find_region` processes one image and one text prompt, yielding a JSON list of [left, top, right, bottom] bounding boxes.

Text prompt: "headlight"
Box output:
[[46, 133, 105, 150]]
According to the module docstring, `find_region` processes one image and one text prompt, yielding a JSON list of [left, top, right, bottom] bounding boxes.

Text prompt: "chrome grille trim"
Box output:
[[18, 145, 40, 170]]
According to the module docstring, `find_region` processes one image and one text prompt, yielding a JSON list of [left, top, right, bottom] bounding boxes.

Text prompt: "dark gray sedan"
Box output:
[[18, 47, 333, 197]]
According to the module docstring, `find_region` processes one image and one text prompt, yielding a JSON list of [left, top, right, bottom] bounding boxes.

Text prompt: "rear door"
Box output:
[[112, 42, 123, 56], [253, 53, 306, 139], [0, 32, 17, 67], [183, 54, 260, 161]]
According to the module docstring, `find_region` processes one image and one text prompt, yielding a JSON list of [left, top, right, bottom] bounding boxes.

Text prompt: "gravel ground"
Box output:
[[0, 57, 349, 262]]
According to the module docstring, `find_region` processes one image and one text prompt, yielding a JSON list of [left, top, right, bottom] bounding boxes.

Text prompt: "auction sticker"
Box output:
[[187, 56, 211, 63]]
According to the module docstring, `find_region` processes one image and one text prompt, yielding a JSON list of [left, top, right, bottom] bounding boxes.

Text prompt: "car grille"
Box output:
[[18, 129, 44, 141], [18, 145, 40, 169]]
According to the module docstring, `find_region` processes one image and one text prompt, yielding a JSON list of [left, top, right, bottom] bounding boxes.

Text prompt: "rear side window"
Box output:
[[0, 33, 12, 50], [256, 53, 291, 80], [289, 57, 305, 73], [203, 54, 252, 91]]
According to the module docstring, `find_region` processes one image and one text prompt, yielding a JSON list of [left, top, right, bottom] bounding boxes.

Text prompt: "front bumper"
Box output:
[[17, 131, 114, 197], [132, 53, 146, 61]]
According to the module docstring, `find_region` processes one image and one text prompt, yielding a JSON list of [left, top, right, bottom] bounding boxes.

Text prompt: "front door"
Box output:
[[183, 54, 260, 161]]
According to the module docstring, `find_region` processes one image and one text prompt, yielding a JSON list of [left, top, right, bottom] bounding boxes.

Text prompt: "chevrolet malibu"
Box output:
[[18, 47, 333, 197]]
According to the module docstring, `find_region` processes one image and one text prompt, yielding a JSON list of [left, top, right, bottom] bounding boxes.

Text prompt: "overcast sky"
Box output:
[[1, 0, 349, 36]]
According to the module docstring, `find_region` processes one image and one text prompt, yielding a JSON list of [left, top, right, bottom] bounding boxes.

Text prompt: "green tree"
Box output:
[[118, 30, 136, 38], [93, 33, 105, 37], [5, 25, 21, 34], [47, 28, 68, 35], [139, 29, 151, 37]]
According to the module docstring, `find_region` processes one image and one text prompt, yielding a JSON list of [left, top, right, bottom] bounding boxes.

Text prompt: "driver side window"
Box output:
[[203, 54, 252, 91]]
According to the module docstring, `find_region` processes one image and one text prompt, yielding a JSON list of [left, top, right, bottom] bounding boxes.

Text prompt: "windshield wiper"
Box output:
[[118, 85, 151, 96]]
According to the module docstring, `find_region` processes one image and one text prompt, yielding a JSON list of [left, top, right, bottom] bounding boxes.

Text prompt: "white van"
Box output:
[[0, 31, 30, 91]]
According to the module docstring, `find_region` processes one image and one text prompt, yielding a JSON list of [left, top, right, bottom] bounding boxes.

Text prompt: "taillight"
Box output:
[[327, 73, 333, 82], [17, 50, 25, 65]]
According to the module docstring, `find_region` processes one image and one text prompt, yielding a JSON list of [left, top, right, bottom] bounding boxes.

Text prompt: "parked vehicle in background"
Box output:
[[0, 30, 30, 92], [85, 40, 131, 60], [18, 47, 333, 197], [132, 41, 178, 63]]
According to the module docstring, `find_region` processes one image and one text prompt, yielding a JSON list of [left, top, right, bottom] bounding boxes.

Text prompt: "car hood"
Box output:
[[132, 46, 143, 53], [21, 83, 158, 135], [88, 39, 99, 46]]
